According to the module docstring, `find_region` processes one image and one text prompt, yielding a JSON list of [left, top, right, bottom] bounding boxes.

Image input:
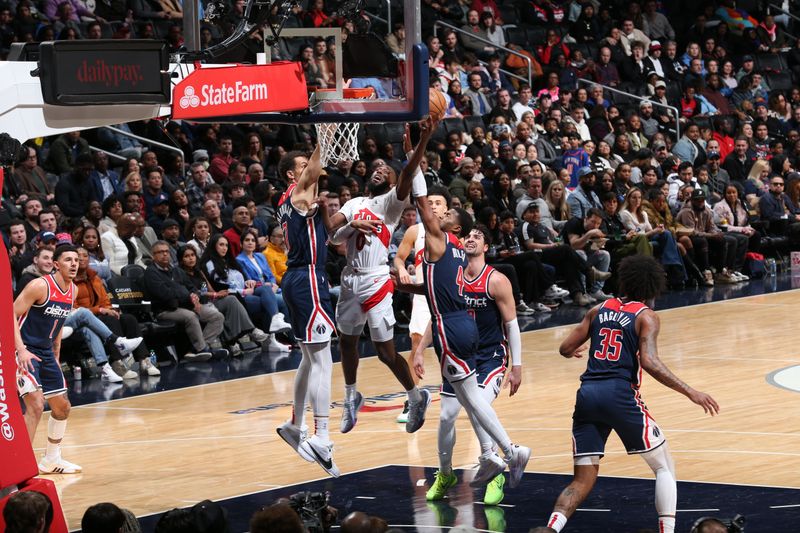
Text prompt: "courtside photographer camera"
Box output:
[[691, 514, 745, 533], [287, 491, 337, 533]]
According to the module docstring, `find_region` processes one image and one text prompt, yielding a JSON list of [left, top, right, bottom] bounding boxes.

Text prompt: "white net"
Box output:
[[314, 122, 361, 167]]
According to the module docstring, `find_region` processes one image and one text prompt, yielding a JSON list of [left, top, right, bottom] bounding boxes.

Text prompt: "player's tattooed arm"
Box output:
[[638, 311, 720, 416]]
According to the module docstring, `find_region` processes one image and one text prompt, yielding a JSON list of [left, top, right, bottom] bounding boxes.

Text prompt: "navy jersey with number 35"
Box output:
[[582, 298, 649, 387]]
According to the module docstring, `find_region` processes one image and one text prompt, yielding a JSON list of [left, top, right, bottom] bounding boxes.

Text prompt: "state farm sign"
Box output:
[[172, 61, 308, 119]]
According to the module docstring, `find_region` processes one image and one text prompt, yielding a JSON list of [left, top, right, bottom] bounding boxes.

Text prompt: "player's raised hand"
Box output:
[[688, 389, 720, 416], [503, 365, 522, 396], [350, 219, 383, 235], [403, 124, 412, 154]]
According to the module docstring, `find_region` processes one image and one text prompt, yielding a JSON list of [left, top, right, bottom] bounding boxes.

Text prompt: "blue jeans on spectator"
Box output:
[[243, 286, 282, 329], [576, 249, 611, 293], [65, 308, 117, 365]]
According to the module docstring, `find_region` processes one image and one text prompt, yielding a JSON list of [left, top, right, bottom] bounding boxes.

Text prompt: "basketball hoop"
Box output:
[[313, 87, 374, 167]]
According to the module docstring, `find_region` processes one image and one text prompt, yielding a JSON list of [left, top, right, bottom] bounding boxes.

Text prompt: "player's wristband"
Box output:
[[411, 167, 427, 198], [505, 318, 522, 367]]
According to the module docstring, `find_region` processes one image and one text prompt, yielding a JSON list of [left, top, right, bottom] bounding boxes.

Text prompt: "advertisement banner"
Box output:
[[172, 61, 309, 120], [0, 167, 39, 487]]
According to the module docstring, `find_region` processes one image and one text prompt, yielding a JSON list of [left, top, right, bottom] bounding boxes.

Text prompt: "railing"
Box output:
[[576, 78, 681, 139], [101, 126, 184, 159], [88, 145, 127, 163], [433, 20, 532, 88], [767, 3, 800, 41]]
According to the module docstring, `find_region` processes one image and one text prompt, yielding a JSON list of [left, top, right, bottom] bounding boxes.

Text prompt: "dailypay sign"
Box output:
[[172, 61, 308, 120]]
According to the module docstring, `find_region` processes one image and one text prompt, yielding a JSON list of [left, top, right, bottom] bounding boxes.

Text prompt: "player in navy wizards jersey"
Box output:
[[14, 244, 82, 474], [275, 146, 339, 478], [545, 255, 719, 533], [397, 192, 531, 492], [417, 224, 524, 506]]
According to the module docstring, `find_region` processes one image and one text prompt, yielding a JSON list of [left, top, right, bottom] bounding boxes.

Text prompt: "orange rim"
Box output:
[[313, 87, 375, 99]]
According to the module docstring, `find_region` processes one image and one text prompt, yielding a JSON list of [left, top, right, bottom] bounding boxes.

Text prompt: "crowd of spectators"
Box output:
[[2, 0, 800, 374]]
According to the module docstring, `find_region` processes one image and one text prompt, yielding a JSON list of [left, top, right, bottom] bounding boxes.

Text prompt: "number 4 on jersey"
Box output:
[[593, 327, 622, 361]]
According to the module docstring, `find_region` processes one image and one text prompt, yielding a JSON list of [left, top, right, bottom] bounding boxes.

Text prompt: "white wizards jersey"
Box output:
[[338, 188, 409, 270]]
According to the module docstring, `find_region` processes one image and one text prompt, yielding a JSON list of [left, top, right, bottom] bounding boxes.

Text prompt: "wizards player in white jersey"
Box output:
[[327, 120, 435, 434], [392, 187, 451, 422], [275, 146, 339, 478], [396, 194, 531, 491], [14, 244, 82, 474], [545, 255, 719, 533], [418, 224, 523, 506]]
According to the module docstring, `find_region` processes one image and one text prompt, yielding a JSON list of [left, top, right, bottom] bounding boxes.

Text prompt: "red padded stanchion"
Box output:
[[0, 167, 68, 532], [0, 478, 68, 531]]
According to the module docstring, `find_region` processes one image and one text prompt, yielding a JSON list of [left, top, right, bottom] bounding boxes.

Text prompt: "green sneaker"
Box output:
[[483, 473, 505, 505], [426, 470, 458, 500], [484, 505, 507, 531]]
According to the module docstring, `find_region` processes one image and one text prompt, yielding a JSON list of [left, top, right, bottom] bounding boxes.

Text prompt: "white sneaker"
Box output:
[[589, 290, 613, 301], [733, 271, 749, 281], [515, 303, 535, 316], [250, 328, 269, 343], [529, 302, 552, 313], [544, 285, 569, 300], [506, 445, 531, 489], [396, 401, 409, 423], [299, 434, 340, 477], [276, 420, 313, 462], [340, 391, 365, 434], [114, 336, 143, 356], [61, 326, 74, 340], [39, 456, 82, 474], [470, 452, 506, 488], [268, 335, 291, 352], [229, 343, 242, 357], [269, 313, 292, 333], [139, 358, 161, 376], [101, 363, 123, 383]]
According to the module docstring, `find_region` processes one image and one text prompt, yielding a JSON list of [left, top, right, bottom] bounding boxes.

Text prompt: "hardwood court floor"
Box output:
[[36, 291, 800, 529]]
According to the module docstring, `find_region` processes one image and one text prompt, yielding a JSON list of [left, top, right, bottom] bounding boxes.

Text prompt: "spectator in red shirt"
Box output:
[[209, 136, 238, 184]]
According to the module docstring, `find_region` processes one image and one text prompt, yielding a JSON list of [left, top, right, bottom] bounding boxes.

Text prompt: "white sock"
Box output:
[[292, 345, 312, 428], [45, 416, 67, 461], [407, 386, 422, 404], [314, 415, 330, 441], [306, 342, 333, 442], [659, 516, 676, 533], [438, 395, 461, 475], [547, 512, 567, 532], [344, 383, 357, 403]]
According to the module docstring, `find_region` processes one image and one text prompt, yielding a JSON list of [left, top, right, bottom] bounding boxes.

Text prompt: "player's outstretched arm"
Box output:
[[415, 195, 445, 260], [559, 306, 597, 358], [491, 271, 523, 396], [292, 145, 323, 211], [638, 310, 720, 416], [396, 118, 436, 201]]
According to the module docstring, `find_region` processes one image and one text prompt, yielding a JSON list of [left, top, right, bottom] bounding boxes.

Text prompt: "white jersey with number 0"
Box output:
[[338, 188, 409, 270]]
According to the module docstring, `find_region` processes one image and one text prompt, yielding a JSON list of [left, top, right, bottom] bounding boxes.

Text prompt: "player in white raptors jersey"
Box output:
[[327, 119, 436, 434], [392, 187, 451, 421]]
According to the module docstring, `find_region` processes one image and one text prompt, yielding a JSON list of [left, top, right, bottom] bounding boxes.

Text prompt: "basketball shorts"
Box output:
[[432, 311, 479, 383], [21, 347, 67, 399], [409, 293, 431, 336], [571, 379, 665, 457], [282, 266, 336, 344], [336, 267, 395, 343], [441, 343, 507, 397]]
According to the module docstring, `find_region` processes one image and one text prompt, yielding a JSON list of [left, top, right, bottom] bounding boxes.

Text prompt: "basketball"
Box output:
[[429, 88, 447, 121]]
